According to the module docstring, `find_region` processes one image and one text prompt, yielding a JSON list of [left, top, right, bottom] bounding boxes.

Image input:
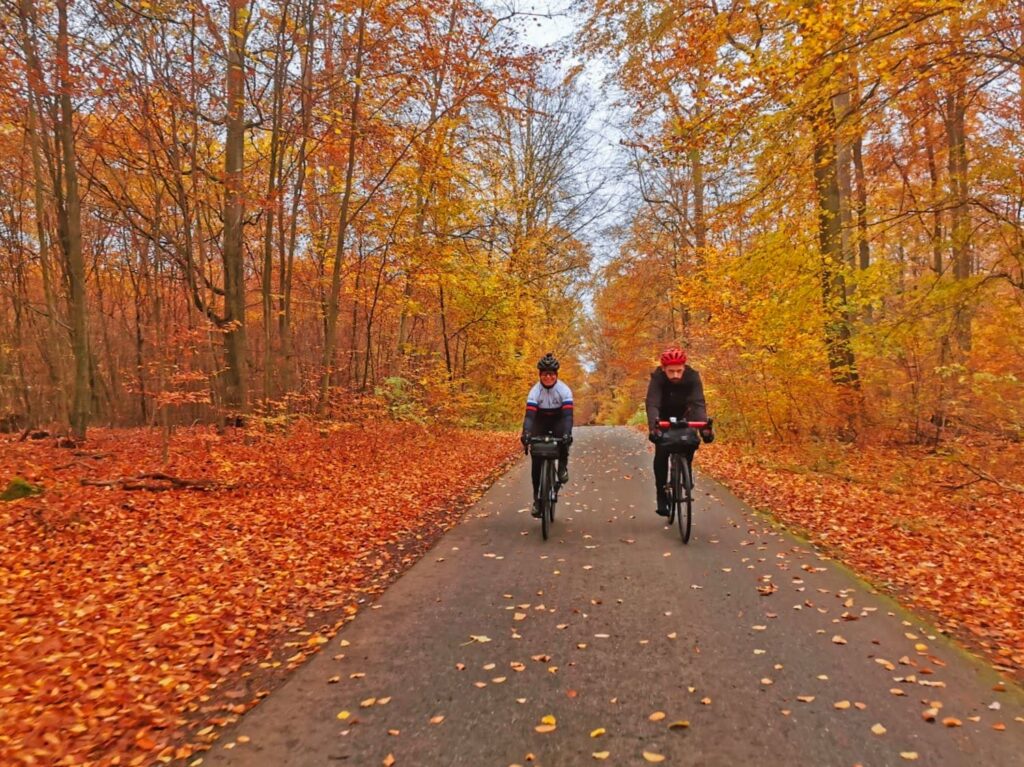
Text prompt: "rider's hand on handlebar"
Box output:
[[700, 427, 715, 444], [648, 428, 662, 443]]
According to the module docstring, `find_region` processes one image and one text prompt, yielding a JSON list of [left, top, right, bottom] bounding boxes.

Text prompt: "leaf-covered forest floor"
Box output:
[[701, 436, 1024, 681], [0, 423, 519, 766]]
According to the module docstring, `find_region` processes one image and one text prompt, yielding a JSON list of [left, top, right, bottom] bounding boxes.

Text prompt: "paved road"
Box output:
[[201, 426, 1024, 766]]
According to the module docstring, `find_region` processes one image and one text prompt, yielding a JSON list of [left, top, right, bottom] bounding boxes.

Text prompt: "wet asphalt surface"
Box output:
[[200, 426, 1024, 767]]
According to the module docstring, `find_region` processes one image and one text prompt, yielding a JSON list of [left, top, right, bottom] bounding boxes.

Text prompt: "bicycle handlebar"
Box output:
[[658, 420, 709, 429]]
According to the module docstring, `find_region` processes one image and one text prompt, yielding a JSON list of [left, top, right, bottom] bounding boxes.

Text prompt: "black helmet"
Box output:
[[537, 353, 560, 372]]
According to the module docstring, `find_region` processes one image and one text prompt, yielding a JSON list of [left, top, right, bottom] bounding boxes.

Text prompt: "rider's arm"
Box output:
[[522, 383, 540, 435], [560, 383, 574, 434], [685, 368, 708, 422], [644, 370, 662, 432]]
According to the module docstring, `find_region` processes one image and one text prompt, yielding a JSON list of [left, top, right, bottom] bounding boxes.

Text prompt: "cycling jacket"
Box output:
[[645, 366, 707, 431], [523, 380, 573, 435]]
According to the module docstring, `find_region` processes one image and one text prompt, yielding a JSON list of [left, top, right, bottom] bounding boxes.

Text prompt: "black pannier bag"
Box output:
[[660, 427, 700, 453], [530, 439, 562, 459]]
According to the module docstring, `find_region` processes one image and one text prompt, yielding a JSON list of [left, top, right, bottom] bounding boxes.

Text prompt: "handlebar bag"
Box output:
[[660, 428, 700, 453], [530, 440, 562, 459]]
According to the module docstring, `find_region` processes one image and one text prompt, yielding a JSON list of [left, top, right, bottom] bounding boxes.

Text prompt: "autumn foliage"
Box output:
[[0, 0, 592, 436], [0, 424, 518, 765], [583, 0, 1024, 447]]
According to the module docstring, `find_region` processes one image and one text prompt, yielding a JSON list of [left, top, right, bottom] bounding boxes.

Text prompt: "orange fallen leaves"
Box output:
[[0, 423, 518, 765], [702, 440, 1024, 678]]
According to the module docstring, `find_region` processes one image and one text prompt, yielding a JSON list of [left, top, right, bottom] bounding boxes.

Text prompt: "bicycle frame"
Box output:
[[527, 435, 568, 541]]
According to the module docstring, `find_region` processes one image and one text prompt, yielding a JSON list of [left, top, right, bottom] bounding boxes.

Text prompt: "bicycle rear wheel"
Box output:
[[678, 456, 694, 543]]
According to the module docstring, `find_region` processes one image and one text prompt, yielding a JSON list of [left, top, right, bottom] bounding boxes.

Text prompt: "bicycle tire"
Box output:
[[549, 460, 558, 522], [539, 461, 550, 541], [678, 456, 694, 544], [665, 454, 676, 524]]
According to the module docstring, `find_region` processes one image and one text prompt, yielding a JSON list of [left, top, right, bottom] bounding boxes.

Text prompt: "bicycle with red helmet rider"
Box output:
[[645, 347, 715, 541]]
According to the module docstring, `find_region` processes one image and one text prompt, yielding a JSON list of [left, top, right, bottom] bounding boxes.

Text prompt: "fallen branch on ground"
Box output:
[[80, 472, 224, 492], [942, 462, 1024, 494]]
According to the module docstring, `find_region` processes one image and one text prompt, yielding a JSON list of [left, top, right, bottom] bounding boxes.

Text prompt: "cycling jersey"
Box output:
[[523, 380, 573, 436]]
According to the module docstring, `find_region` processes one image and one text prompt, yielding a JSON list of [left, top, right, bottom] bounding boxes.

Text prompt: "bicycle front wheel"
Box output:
[[539, 459, 554, 540], [678, 456, 694, 544]]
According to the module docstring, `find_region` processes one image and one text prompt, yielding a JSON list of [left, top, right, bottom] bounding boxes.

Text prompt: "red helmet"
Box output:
[[660, 347, 688, 366]]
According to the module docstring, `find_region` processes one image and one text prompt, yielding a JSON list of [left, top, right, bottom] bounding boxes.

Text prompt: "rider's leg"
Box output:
[[653, 443, 669, 515]]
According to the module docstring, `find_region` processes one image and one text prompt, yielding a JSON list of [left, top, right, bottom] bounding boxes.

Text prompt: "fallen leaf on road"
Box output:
[[900, 752, 919, 761], [649, 711, 666, 721], [797, 696, 815, 703], [383, 754, 395, 767], [832, 636, 847, 645], [834, 701, 851, 710], [360, 698, 377, 708], [592, 752, 610, 760], [541, 715, 556, 725], [701, 697, 712, 705], [942, 717, 962, 728], [643, 752, 666, 763], [591, 727, 606, 737], [430, 715, 445, 724], [871, 723, 887, 735], [535, 725, 556, 734], [922, 708, 938, 721], [337, 711, 350, 720], [669, 720, 690, 729]]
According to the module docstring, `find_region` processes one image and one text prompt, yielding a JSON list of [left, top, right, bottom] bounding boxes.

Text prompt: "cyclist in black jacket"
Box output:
[[645, 347, 714, 517]]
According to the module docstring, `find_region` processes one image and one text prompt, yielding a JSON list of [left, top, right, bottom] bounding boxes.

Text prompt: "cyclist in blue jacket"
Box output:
[[521, 353, 573, 517]]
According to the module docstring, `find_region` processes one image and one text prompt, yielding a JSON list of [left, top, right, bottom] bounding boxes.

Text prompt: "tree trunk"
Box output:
[[17, 0, 68, 424], [221, 0, 250, 414], [812, 99, 859, 388], [923, 116, 943, 275], [319, 1, 366, 414], [56, 0, 90, 439]]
